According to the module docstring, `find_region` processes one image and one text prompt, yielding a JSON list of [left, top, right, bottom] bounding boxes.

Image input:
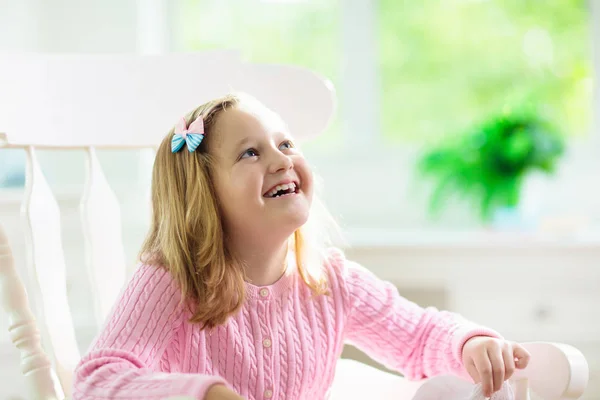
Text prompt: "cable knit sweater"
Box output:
[[73, 249, 500, 400]]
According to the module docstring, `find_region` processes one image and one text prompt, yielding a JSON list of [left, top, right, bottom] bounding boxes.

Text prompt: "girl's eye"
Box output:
[[279, 140, 294, 150], [241, 148, 258, 159]]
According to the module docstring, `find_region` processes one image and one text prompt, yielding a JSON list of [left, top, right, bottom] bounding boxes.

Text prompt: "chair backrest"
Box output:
[[0, 52, 335, 399]]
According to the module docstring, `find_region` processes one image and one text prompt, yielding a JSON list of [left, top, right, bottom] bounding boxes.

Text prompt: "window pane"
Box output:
[[175, 0, 341, 148], [379, 0, 593, 143]]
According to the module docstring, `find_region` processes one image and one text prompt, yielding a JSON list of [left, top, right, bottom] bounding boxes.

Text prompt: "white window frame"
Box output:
[[332, 0, 600, 149], [339, 0, 381, 150]]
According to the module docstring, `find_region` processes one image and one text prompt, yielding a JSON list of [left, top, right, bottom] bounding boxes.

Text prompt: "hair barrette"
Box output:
[[171, 115, 205, 153]]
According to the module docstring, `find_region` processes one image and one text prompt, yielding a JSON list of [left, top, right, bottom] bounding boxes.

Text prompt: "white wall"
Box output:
[[0, 0, 138, 52]]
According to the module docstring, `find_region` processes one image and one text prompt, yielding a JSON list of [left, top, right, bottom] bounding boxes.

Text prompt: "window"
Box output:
[[175, 0, 593, 146], [0, 149, 25, 188], [379, 0, 593, 143]]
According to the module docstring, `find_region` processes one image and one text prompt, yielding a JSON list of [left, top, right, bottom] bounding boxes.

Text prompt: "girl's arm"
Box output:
[[72, 264, 228, 400], [334, 251, 501, 381]]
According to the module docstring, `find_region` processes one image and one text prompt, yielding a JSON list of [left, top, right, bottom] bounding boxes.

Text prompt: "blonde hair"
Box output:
[[139, 93, 340, 329]]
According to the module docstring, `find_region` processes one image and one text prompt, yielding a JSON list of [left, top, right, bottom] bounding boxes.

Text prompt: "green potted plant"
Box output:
[[417, 105, 565, 223]]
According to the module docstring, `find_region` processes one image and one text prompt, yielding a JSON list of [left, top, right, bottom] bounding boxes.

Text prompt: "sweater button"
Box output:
[[259, 288, 269, 298], [263, 338, 272, 348], [264, 389, 273, 398]]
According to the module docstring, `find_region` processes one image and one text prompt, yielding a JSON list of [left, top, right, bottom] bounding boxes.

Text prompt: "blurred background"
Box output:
[[1, 0, 599, 399]]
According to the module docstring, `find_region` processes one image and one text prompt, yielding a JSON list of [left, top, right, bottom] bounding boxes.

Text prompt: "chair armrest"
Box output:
[[512, 341, 589, 399]]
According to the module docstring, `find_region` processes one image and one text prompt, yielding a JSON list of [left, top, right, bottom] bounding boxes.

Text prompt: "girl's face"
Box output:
[[207, 103, 314, 245]]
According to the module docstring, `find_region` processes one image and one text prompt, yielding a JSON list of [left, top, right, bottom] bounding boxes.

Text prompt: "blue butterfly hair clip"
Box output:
[[171, 115, 205, 153]]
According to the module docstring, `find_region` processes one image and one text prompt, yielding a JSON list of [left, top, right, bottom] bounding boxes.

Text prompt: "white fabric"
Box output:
[[412, 375, 514, 400]]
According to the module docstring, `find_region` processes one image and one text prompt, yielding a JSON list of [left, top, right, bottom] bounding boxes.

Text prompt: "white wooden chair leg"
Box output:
[[0, 223, 63, 400]]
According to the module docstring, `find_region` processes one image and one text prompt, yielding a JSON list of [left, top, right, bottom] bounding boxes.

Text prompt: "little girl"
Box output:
[[73, 93, 530, 400]]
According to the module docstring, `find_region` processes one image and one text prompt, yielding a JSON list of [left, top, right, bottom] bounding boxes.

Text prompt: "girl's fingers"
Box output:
[[502, 342, 516, 381], [487, 346, 505, 394], [473, 352, 494, 397], [465, 359, 481, 384], [513, 343, 532, 369]]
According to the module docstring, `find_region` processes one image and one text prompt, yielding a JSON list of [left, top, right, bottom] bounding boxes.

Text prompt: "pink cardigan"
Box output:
[[73, 249, 499, 399]]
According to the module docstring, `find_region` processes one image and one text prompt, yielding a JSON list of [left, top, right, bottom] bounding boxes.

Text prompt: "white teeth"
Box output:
[[266, 182, 297, 197]]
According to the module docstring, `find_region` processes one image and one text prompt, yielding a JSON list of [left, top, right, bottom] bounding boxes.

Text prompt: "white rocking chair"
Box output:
[[0, 53, 589, 400]]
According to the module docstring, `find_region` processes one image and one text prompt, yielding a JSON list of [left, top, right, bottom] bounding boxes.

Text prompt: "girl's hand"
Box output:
[[462, 337, 531, 397], [205, 384, 245, 400]]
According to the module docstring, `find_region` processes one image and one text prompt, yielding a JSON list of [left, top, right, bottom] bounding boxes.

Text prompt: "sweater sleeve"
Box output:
[[72, 264, 227, 400], [334, 251, 502, 381]]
